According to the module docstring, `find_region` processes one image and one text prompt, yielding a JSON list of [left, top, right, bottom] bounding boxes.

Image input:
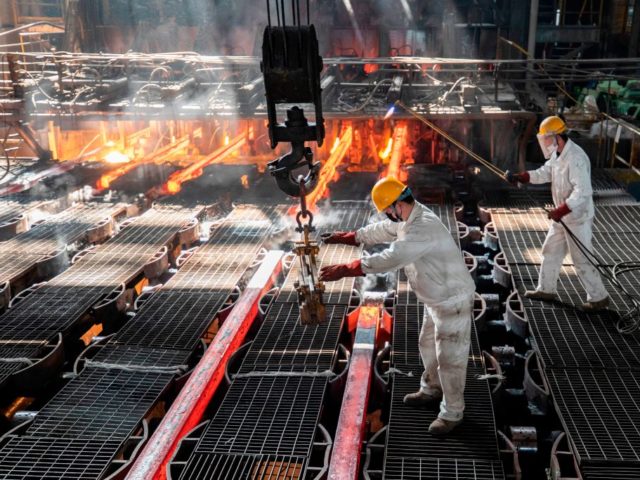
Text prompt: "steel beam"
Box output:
[[125, 250, 284, 480], [327, 303, 380, 480]]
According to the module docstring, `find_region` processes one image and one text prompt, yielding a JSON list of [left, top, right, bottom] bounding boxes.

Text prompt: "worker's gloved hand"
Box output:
[[321, 231, 359, 246], [319, 260, 364, 282], [505, 170, 530, 185], [548, 203, 571, 222]]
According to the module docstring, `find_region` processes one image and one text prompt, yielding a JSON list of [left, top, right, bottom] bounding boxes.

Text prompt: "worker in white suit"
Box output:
[[319, 177, 476, 435], [506, 115, 610, 311]]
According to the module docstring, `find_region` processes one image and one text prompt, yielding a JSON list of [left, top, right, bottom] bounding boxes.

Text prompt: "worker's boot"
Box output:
[[429, 417, 462, 435], [581, 296, 610, 312], [403, 389, 442, 407], [523, 290, 557, 301]]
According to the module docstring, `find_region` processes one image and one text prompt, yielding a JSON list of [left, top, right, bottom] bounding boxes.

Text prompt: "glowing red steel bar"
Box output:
[[327, 304, 380, 480], [126, 250, 284, 480], [161, 132, 247, 194], [385, 123, 407, 180], [305, 125, 353, 209]]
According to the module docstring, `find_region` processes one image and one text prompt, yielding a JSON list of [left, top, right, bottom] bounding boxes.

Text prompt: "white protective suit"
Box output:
[[528, 139, 608, 301], [356, 202, 476, 421]]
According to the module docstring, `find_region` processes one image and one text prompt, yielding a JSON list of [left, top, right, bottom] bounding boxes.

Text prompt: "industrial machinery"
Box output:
[[261, 0, 327, 324]]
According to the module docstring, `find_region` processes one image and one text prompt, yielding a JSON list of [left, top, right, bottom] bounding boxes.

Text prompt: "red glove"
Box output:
[[319, 260, 364, 282], [548, 203, 571, 222], [505, 170, 530, 185], [321, 231, 359, 246]]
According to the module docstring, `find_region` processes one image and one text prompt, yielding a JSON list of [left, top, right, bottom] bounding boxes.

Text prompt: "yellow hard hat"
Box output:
[[538, 116, 567, 136], [371, 176, 408, 212]]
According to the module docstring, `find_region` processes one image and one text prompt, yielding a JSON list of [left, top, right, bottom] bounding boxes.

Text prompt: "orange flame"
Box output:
[[379, 138, 393, 160], [306, 125, 353, 209], [240, 174, 249, 189], [224, 134, 230, 146], [385, 124, 408, 180], [330, 137, 341, 154], [105, 150, 130, 164]]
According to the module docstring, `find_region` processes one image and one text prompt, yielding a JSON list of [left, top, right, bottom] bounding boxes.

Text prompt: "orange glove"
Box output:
[[319, 260, 364, 282]]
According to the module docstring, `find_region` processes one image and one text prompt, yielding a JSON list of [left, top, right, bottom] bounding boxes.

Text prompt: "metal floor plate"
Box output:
[[384, 368, 500, 462], [115, 291, 228, 351], [26, 369, 172, 441], [581, 463, 640, 479], [195, 376, 327, 457], [90, 344, 193, 369], [179, 453, 306, 480], [0, 435, 121, 479], [526, 307, 640, 370], [510, 264, 639, 312], [546, 368, 640, 465], [238, 303, 347, 374], [383, 456, 505, 480]]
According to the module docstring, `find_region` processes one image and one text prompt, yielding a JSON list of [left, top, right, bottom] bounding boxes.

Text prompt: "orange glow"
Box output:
[[363, 64, 378, 74], [379, 137, 393, 160], [241, 175, 249, 189], [306, 125, 353, 209], [386, 124, 408, 180], [224, 134, 230, 146], [330, 137, 341, 154], [96, 132, 193, 192], [166, 180, 181, 194], [105, 151, 130, 164], [159, 132, 246, 195], [97, 165, 135, 190]]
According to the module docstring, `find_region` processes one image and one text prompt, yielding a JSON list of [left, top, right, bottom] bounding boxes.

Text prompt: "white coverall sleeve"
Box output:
[[564, 155, 592, 211], [360, 238, 430, 273], [528, 159, 553, 184], [355, 219, 400, 246]]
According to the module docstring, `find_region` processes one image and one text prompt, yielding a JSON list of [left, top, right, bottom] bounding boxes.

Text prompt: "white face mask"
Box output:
[[537, 134, 558, 160]]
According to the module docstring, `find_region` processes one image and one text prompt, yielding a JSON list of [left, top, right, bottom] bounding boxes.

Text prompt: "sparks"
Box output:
[[383, 105, 395, 121]]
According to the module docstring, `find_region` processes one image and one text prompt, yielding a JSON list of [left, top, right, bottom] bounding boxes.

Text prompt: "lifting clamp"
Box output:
[[293, 179, 326, 325]]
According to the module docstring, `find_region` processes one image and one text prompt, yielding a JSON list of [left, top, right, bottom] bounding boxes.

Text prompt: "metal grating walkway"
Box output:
[[0, 202, 124, 298], [174, 204, 371, 479], [0, 206, 202, 389], [179, 453, 305, 480], [1, 202, 124, 256], [194, 376, 327, 457], [0, 436, 122, 479], [238, 303, 347, 374], [24, 369, 173, 441], [0, 204, 284, 479], [546, 369, 640, 465], [384, 456, 505, 480], [383, 238, 503, 478], [492, 195, 640, 477], [526, 307, 640, 370]]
